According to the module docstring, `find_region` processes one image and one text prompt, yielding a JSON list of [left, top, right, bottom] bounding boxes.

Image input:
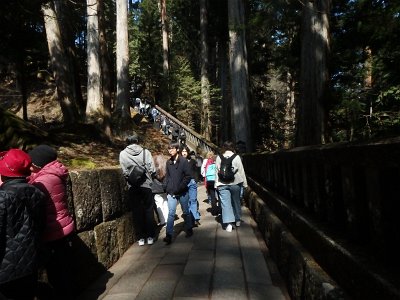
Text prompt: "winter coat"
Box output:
[[0, 178, 45, 284], [119, 144, 156, 189], [165, 155, 191, 196], [28, 160, 75, 242]]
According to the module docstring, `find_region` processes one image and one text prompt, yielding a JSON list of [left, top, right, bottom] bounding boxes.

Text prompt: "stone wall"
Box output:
[[61, 167, 136, 293]]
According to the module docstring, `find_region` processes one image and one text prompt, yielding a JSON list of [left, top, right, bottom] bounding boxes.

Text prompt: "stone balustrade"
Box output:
[[242, 138, 400, 299]]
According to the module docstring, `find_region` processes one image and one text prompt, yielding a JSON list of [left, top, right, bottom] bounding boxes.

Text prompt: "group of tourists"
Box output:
[[0, 128, 247, 299], [0, 145, 76, 299], [119, 134, 248, 247]]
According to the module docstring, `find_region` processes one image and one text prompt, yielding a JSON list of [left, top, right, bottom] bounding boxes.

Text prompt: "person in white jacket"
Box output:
[[215, 141, 248, 232]]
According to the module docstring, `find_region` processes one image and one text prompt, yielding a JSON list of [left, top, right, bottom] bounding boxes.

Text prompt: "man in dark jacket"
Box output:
[[163, 142, 193, 245], [0, 149, 45, 299]]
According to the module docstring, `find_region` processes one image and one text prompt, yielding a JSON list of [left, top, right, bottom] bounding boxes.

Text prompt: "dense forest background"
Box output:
[[1, 0, 399, 152]]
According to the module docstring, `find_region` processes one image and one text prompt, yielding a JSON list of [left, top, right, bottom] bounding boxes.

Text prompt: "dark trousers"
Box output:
[[130, 187, 156, 239], [206, 181, 219, 215], [0, 273, 37, 300], [41, 235, 76, 299]]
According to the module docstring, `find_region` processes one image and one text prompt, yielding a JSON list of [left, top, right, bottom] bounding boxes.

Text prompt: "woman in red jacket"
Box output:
[[28, 145, 76, 299]]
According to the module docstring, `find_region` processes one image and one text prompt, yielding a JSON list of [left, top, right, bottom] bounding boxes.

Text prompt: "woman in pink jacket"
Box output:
[[28, 145, 75, 299]]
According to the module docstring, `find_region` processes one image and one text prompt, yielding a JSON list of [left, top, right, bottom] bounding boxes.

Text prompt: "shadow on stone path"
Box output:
[[78, 184, 290, 300]]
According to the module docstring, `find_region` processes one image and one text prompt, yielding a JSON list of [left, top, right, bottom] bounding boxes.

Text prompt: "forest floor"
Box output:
[[1, 80, 171, 170]]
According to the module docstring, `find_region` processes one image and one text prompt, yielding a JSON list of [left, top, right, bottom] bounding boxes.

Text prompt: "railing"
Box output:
[[155, 105, 219, 154], [242, 138, 400, 298]]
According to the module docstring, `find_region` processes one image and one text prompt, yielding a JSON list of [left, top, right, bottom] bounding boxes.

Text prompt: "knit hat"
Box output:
[[29, 145, 57, 168], [0, 149, 32, 177]]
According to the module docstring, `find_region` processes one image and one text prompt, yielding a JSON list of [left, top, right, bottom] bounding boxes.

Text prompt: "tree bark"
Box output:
[[86, 0, 103, 123], [200, 0, 211, 140], [54, 0, 85, 116], [218, 38, 230, 143], [98, 0, 112, 138], [295, 0, 331, 146], [160, 0, 169, 77], [228, 0, 252, 151], [114, 0, 131, 126], [42, 2, 79, 125]]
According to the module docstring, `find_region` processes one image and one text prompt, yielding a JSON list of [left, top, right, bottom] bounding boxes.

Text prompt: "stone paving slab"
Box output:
[[78, 184, 288, 300]]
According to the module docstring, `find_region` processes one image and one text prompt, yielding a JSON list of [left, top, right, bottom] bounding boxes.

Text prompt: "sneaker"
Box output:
[[138, 238, 145, 246], [163, 234, 172, 245], [147, 237, 154, 245], [235, 221, 241, 227], [226, 224, 233, 232]]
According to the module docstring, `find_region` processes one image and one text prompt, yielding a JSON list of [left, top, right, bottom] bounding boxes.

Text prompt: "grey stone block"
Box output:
[[116, 213, 134, 255], [98, 167, 124, 221], [94, 220, 120, 269], [73, 231, 108, 293], [70, 170, 103, 231]]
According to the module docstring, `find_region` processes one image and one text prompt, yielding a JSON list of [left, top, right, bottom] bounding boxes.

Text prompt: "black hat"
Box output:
[[29, 145, 57, 168]]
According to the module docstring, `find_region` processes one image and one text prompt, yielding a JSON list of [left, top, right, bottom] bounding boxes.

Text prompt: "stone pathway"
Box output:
[[78, 184, 289, 300]]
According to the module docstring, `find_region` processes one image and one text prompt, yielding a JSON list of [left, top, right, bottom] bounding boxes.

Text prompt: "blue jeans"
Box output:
[[166, 193, 193, 236], [217, 184, 241, 224], [188, 179, 200, 221]]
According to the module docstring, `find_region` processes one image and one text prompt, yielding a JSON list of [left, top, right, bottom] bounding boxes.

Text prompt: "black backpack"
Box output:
[[218, 154, 237, 183], [127, 150, 147, 187]]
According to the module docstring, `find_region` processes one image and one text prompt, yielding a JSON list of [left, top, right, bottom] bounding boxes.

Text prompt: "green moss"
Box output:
[[68, 158, 97, 169]]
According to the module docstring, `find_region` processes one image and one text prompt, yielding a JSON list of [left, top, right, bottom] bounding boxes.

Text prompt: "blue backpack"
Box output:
[[205, 163, 216, 181]]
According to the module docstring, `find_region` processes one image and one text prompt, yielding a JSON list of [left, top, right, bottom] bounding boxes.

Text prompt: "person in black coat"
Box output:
[[163, 142, 193, 245], [0, 149, 45, 300]]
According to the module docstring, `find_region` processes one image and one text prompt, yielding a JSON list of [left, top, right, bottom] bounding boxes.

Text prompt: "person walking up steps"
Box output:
[[181, 146, 201, 226], [163, 142, 193, 245], [152, 154, 169, 227], [216, 141, 248, 232], [202, 151, 219, 216], [120, 133, 157, 246]]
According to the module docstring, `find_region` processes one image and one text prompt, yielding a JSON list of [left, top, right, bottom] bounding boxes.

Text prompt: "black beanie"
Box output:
[[29, 145, 57, 168]]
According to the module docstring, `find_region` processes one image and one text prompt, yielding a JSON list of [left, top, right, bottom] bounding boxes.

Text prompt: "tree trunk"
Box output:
[[86, 0, 103, 123], [200, 0, 211, 140], [218, 38, 230, 143], [228, 0, 252, 151], [15, 59, 28, 121], [54, 0, 85, 116], [114, 0, 131, 128], [295, 0, 331, 146], [160, 0, 169, 77], [42, 2, 79, 124], [98, 0, 112, 138], [284, 71, 296, 148]]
